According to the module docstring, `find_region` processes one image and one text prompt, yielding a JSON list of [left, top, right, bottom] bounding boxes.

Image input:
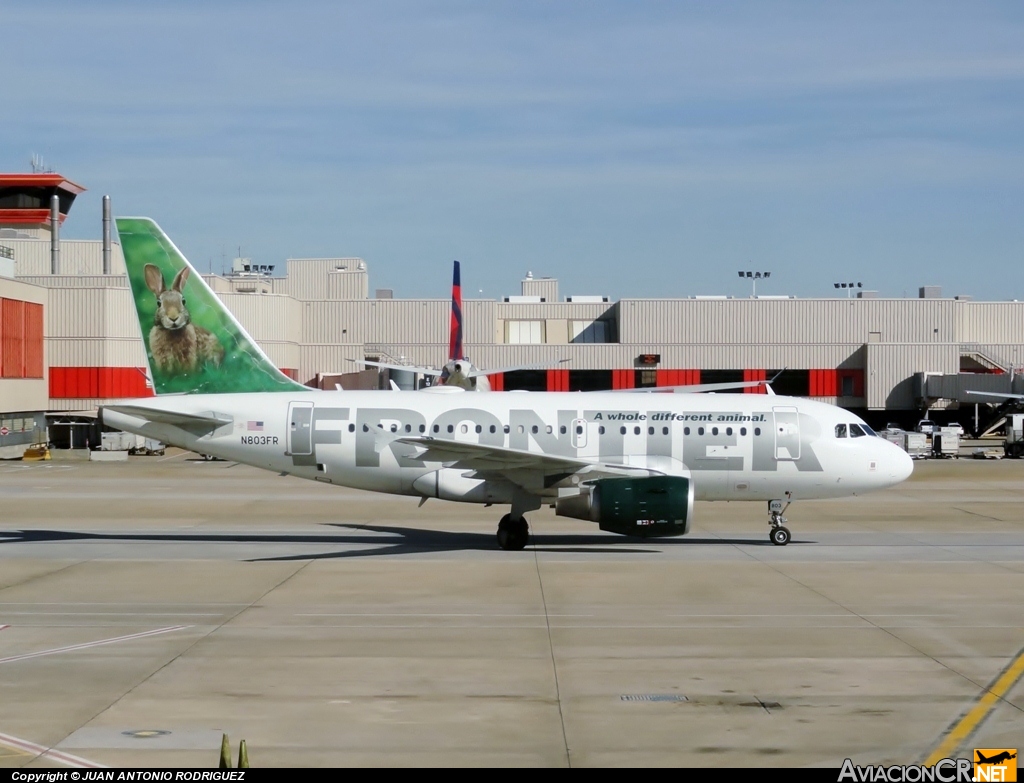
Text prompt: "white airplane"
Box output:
[[102, 218, 914, 550], [353, 260, 570, 391]]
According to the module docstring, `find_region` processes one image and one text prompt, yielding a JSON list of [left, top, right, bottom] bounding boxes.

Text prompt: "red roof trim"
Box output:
[[0, 209, 67, 225], [0, 173, 87, 195]]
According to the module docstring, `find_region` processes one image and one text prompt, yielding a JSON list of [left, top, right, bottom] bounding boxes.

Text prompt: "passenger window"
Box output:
[[433, 425, 439, 433], [576, 425, 583, 435], [448, 425, 454, 433], [546, 425, 553, 434], [362, 424, 369, 432], [850, 423, 867, 438], [835, 424, 847, 438], [662, 427, 669, 435], [740, 427, 746, 436], [348, 423, 355, 432], [504, 425, 510, 434], [391, 424, 398, 433], [726, 427, 733, 436], [419, 424, 425, 433], [712, 427, 719, 435], [405, 424, 411, 433], [489, 425, 496, 433], [560, 426, 567, 434], [620, 426, 627, 435], [634, 426, 640, 435], [698, 427, 705, 436], [460, 424, 468, 434], [684, 427, 690, 435], [518, 425, 525, 434], [754, 427, 761, 436], [475, 425, 482, 434], [599, 426, 606, 435]]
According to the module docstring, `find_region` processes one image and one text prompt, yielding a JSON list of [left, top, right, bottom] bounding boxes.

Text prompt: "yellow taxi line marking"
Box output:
[[924, 645, 1024, 766]]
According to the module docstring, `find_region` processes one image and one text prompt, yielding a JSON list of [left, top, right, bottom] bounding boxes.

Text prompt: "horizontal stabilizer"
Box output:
[[103, 404, 232, 430]]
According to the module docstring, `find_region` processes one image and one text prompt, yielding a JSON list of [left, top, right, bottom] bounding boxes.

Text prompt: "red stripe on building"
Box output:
[[547, 368, 569, 391], [23, 302, 44, 378], [743, 368, 767, 394], [1, 298, 25, 378], [489, 372, 504, 391], [612, 369, 635, 390], [49, 367, 153, 399]]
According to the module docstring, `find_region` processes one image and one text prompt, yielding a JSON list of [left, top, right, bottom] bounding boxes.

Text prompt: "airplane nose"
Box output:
[[888, 443, 914, 484]]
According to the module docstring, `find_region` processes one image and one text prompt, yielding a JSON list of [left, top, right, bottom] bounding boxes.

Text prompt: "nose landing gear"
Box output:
[[768, 497, 792, 546], [497, 514, 530, 550]]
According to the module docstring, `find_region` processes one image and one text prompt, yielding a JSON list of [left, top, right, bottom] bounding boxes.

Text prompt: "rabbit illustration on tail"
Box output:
[[144, 264, 225, 374]]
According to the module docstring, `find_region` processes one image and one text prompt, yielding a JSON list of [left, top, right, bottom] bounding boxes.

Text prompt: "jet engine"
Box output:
[[555, 475, 694, 537]]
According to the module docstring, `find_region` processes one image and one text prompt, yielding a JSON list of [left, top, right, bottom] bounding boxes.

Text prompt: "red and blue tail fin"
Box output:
[[448, 260, 464, 361]]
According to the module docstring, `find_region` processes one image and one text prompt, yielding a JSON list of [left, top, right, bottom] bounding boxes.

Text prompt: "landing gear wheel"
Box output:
[[497, 513, 530, 551], [770, 526, 791, 546]]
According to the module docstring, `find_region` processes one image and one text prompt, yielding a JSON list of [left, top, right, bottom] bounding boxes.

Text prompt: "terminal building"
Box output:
[[2, 171, 1023, 452]]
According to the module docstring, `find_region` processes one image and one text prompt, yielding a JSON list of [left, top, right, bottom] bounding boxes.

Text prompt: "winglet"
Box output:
[[764, 367, 785, 396], [117, 217, 306, 395]]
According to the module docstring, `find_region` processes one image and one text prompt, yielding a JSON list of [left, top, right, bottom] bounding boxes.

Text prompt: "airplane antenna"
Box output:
[[30, 153, 52, 173]]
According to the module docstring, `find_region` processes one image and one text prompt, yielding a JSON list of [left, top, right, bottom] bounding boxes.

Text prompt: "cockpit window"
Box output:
[[861, 423, 877, 436], [835, 423, 847, 438], [849, 423, 867, 438]]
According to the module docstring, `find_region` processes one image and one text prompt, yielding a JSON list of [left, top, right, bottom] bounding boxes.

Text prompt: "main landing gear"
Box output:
[[497, 514, 530, 550], [768, 497, 792, 546], [497, 491, 541, 551]]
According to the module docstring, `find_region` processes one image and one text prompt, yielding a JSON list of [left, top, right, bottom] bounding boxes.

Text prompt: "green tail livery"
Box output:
[[117, 217, 306, 394]]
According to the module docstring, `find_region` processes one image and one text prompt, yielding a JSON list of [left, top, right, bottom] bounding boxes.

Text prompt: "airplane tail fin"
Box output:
[[448, 260, 464, 362], [117, 217, 307, 395]]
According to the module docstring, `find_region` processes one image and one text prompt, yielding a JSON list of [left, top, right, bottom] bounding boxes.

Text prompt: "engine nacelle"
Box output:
[[555, 475, 694, 538]]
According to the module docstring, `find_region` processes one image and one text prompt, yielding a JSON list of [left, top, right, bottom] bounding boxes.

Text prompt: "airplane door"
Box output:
[[287, 401, 314, 455], [773, 406, 801, 461], [571, 418, 588, 450]]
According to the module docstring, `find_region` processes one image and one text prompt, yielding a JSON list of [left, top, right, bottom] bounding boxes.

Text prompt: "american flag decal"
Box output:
[[247, 421, 264, 431]]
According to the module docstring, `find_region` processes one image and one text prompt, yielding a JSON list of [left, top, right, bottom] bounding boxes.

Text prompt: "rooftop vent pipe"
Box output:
[[102, 195, 111, 274], [50, 194, 59, 274]]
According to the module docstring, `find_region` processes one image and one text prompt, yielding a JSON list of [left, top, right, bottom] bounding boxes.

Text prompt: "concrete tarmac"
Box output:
[[0, 452, 1022, 767]]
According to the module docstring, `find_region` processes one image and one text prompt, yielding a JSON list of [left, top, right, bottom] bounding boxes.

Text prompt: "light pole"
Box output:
[[833, 282, 863, 299], [738, 270, 771, 298]]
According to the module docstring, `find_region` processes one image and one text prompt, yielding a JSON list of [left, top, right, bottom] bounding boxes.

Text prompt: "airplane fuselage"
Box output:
[[103, 388, 913, 505]]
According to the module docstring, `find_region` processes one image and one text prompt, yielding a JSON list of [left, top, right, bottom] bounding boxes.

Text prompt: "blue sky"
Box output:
[[4, 1, 1023, 300]]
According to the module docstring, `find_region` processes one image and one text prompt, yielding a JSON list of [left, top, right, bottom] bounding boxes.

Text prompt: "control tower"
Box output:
[[0, 173, 86, 238]]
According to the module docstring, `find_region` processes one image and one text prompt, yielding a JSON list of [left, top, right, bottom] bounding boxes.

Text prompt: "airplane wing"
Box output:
[[966, 390, 1024, 400], [102, 404, 233, 434], [350, 359, 444, 377], [612, 380, 768, 394], [464, 358, 571, 379], [391, 435, 665, 489], [611, 369, 785, 394]]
